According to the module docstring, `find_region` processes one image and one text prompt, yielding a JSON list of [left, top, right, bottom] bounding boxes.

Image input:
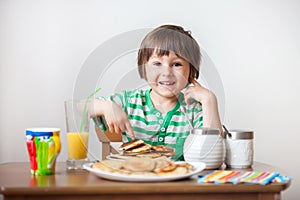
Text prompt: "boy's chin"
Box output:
[[155, 89, 180, 98]]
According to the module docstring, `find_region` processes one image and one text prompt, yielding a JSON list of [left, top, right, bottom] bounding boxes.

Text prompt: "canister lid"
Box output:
[[191, 128, 220, 135], [225, 129, 254, 140]]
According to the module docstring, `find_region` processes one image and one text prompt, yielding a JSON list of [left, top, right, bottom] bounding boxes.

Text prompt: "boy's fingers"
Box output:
[[184, 91, 191, 105], [119, 124, 126, 132], [113, 125, 122, 134], [190, 78, 201, 87], [185, 99, 190, 105], [126, 122, 135, 139], [108, 124, 114, 134]]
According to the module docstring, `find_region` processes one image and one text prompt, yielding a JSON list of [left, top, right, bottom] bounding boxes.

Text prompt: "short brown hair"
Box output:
[[137, 24, 201, 82]]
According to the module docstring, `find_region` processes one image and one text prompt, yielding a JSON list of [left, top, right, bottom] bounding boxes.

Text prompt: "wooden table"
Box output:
[[0, 162, 290, 200]]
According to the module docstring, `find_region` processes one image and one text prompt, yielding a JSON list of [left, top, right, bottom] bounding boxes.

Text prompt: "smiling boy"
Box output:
[[90, 24, 222, 160]]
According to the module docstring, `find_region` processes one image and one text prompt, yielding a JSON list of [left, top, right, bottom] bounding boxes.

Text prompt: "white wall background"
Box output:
[[1, 0, 299, 199]]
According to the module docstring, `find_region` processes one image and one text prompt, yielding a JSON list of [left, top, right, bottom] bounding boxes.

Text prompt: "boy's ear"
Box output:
[[188, 76, 194, 84], [188, 66, 195, 84], [185, 77, 193, 88]]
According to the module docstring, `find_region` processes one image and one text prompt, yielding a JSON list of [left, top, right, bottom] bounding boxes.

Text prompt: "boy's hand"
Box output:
[[184, 79, 217, 105], [78, 99, 135, 139], [103, 101, 135, 139], [184, 79, 223, 136]]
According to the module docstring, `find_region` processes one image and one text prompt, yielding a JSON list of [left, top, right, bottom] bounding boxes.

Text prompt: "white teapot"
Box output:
[[183, 128, 224, 169]]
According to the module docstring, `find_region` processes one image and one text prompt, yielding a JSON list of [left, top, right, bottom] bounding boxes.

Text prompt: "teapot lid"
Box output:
[[191, 128, 220, 135]]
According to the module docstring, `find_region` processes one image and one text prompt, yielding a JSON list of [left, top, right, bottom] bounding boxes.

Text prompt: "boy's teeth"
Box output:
[[159, 81, 175, 85]]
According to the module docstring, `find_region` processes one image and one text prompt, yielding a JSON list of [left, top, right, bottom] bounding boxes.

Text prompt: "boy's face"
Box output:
[[145, 51, 190, 99]]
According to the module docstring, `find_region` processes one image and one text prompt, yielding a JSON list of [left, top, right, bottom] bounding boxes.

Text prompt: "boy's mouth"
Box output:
[[158, 81, 175, 86]]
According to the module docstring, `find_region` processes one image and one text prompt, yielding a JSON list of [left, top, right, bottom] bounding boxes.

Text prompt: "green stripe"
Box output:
[[112, 93, 123, 103], [193, 116, 203, 126], [123, 90, 129, 110], [127, 90, 143, 97], [169, 121, 189, 126], [127, 104, 153, 115], [194, 115, 203, 122], [186, 107, 202, 113], [133, 127, 158, 135], [172, 112, 184, 117], [127, 103, 144, 110], [164, 131, 190, 137], [143, 140, 160, 146], [129, 115, 159, 125]]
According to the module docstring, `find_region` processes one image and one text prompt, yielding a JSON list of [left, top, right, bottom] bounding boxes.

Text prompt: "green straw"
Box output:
[[79, 87, 102, 133]]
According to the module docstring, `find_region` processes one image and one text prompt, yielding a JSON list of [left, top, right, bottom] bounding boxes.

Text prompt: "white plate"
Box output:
[[105, 154, 130, 160], [83, 161, 206, 182], [105, 154, 171, 161]]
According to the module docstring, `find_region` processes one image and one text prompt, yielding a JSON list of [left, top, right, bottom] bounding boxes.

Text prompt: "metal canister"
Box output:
[[225, 129, 254, 168]]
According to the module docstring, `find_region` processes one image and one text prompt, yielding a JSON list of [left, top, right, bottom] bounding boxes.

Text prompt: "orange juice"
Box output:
[[67, 132, 89, 159]]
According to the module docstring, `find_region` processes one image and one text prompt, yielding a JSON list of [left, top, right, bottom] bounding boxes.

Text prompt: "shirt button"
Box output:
[[160, 127, 166, 132], [156, 112, 161, 117], [159, 119, 163, 124], [158, 137, 164, 142]]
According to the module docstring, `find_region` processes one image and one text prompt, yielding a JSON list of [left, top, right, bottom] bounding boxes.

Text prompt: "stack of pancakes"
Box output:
[[118, 139, 176, 157], [119, 139, 152, 154]]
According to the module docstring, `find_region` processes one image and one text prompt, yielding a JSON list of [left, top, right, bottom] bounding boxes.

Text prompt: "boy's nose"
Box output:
[[161, 65, 173, 75]]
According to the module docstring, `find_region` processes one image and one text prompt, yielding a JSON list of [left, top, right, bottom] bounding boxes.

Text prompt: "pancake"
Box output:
[[151, 145, 174, 152], [119, 140, 176, 157], [124, 143, 152, 153], [92, 160, 123, 172], [119, 139, 145, 151], [156, 166, 188, 176], [122, 157, 155, 172]]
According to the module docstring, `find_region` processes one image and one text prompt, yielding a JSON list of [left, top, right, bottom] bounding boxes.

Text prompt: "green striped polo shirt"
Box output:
[[93, 89, 203, 161]]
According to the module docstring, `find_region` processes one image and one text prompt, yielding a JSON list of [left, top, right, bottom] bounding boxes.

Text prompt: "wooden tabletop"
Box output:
[[0, 162, 291, 200]]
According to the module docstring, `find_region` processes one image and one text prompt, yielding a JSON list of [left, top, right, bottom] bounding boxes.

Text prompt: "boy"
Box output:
[[90, 24, 222, 160]]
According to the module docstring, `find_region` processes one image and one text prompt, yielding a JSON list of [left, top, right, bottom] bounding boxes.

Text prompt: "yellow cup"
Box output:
[[64, 100, 90, 170], [67, 132, 89, 159]]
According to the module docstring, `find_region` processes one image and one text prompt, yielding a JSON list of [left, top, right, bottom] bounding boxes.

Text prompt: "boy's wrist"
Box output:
[[89, 99, 110, 117], [200, 92, 217, 106], [99, 99, 113, 116]]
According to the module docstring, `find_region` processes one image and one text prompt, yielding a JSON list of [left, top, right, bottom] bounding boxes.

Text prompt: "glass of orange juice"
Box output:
[[64, 100, 90, 170]]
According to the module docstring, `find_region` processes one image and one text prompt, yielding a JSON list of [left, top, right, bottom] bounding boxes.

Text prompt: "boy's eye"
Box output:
[[153, 62, 161, 66], [172, 62, 182, 67]]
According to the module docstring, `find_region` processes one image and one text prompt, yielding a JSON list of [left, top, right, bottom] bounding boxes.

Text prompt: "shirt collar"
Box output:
[[145, 89, 185, 114]]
